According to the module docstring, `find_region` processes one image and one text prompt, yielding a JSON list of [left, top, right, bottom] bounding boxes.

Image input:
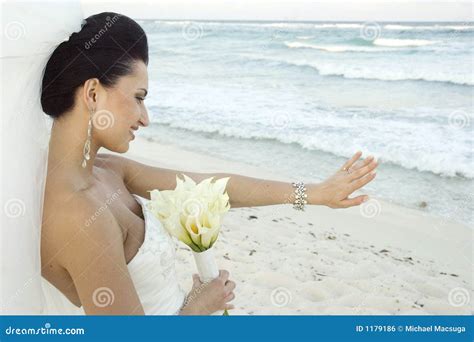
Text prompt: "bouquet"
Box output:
[[147, 174, 231, 315]]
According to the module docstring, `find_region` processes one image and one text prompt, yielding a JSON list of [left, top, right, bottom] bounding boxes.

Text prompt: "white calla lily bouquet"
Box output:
[[147, 174, 230, 252], [147, 174, 231, 315]]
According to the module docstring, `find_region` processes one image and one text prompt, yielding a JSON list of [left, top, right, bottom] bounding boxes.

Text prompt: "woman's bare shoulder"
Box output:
[[43, 191, 123, 268], [42, 190, 144, 314]]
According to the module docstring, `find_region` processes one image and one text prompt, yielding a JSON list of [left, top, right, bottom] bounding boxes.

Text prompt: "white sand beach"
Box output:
[[122, 136, 473, 315]]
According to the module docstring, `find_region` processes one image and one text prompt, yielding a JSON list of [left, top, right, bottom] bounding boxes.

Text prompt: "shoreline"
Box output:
[[139, 124, 473, 228], [126, 135, 471, 229], [119, 136, 472, 315]]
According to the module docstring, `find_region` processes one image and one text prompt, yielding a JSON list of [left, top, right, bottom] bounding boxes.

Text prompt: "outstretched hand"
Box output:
[[308, 151, 378, 208]]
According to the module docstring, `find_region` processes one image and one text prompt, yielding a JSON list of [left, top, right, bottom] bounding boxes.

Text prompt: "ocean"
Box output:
[[137, 20, 473, 226]]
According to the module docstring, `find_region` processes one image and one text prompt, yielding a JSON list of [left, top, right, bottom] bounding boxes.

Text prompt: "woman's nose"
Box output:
[[139, 108, 149, 127]]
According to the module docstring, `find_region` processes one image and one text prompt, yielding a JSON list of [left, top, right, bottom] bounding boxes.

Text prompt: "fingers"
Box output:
[[349, 159, 378, 180], [350, 155, 374, 172], [340, 151, 362, 172], [192, 273, 202, 285], [339, 195, 369, 208], [349, 170, 377, 194], [218, 269, 230, 283], [224, 292, 235, 302], [224, 280, 236, 294]]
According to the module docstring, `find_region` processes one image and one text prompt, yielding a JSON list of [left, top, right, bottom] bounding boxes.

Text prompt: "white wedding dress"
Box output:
[[41, 195, 187, 315]]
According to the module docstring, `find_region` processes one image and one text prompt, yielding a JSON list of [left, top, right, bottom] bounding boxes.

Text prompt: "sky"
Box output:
[[81, 0, 473, 22]]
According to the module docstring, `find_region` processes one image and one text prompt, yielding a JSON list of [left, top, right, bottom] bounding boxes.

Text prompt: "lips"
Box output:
[[130, 126, 138, 140]]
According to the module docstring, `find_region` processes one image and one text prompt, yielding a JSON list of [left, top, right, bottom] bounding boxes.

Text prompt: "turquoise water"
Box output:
[[138, 20, 473, 226]]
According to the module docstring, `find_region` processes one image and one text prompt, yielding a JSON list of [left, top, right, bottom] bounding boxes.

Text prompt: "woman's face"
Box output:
[[94, 60, 149, 153]]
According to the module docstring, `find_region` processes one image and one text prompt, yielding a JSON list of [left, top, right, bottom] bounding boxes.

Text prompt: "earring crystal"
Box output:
[[82, 110, 93, 168]]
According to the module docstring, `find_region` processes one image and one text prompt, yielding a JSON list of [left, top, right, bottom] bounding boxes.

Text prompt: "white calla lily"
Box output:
[[162, 214, 194, 246], [147, 175, 230, 252]]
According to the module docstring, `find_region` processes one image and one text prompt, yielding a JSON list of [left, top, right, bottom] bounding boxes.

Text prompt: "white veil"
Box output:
[[1, 0, 84, 314]]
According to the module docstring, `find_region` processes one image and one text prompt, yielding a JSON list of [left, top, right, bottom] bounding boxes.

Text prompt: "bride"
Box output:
[[1, 3, 378, 315]]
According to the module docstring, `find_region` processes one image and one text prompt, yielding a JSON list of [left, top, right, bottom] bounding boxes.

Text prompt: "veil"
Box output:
[[1, 0, 84, 314]]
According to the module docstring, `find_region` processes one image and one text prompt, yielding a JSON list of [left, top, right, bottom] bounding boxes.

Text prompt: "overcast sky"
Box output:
[[81, 0, 473, 22]]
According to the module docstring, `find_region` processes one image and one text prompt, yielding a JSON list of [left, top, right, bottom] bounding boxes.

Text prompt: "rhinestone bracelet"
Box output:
[[176, 294, 189, 315], [292, 181, 307, 211]]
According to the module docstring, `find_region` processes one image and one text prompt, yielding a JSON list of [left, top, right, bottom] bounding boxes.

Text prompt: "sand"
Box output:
[[120, 136, 472, 315]]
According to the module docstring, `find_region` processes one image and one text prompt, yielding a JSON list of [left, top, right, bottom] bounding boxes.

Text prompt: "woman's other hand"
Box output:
[[308, 151, 378, 208]]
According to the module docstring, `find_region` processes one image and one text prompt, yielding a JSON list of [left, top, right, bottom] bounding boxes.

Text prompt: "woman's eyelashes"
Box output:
[[135, 96, 145, 104]]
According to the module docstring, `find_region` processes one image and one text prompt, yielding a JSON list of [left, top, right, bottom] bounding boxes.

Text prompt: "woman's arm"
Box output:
[[56, 195, 145, 315], [105, 151, 378, 209]]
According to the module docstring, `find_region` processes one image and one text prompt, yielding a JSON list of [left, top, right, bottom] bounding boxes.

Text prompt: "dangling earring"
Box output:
[[82, 109, 93, 168]]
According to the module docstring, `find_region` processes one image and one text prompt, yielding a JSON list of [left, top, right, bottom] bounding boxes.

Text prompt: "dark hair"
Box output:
[[41, 12, 148, 118]]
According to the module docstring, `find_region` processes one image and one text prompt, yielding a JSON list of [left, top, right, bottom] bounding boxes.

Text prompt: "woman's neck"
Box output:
[[47, 113, 100, 189]]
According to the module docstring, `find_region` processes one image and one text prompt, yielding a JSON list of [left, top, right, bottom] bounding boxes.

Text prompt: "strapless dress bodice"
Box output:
[[41, 194, 186, 315]]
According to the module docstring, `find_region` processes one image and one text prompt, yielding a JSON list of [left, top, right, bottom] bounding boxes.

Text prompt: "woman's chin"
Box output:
[[107, 140, 131, 154], [118, 142, 131, 153]]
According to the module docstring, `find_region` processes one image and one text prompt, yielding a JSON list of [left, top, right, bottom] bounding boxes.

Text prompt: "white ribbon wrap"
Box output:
[[192, 247, 219, 283], [192, 247, 226, 315]]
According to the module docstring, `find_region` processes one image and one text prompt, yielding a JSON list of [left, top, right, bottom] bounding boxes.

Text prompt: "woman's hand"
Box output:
[[179, 270, 236, 315], [308, 151, 378, 209]]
